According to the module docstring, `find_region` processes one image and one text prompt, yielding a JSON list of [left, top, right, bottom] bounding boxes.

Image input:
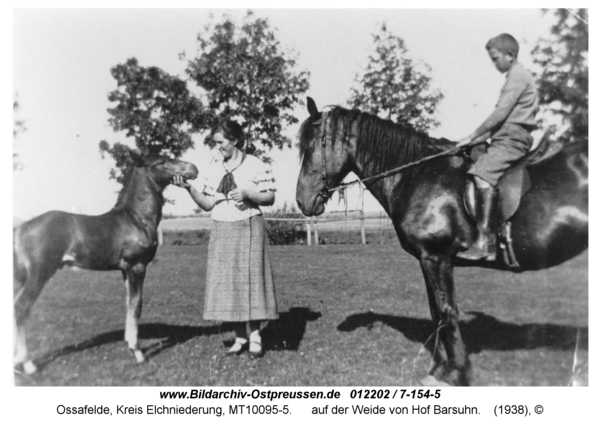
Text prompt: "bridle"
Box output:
[[317, 110, 334, 200]]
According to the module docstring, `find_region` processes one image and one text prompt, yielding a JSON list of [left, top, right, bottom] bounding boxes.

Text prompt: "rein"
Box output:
[[317, 108, 469, 195], [328, 145, 464, 194]]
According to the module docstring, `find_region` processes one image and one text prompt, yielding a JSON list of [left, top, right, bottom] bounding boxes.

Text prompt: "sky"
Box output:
[[9, 7, 577, 222]]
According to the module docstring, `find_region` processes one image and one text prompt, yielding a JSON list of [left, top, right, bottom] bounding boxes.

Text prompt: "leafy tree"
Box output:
[[532, 9, 588, 143], [99, 58, 210, 182], [184, 10, 310, 162], [348, 24, 443, 133], [265, 202, 306, 245]]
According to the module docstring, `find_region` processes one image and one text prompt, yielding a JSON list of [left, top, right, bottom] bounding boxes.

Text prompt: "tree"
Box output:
[[99, 58, 210, 183], [13, 94, 26, 170], [532, 9, 588, 143], [348, 24, 443, 133], [184, 10, 310, 162]]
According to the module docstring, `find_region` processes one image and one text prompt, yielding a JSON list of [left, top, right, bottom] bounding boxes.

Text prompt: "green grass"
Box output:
[[15, 244, 587, 386]]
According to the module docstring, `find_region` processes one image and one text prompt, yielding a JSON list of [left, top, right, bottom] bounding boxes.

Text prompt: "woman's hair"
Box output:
[[485, 33, 519, 58], [214, 120, 245, 149], [213, 120, 256, 154]]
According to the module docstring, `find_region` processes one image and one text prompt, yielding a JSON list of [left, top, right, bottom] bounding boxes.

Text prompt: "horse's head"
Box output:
[[296, 98, 354, 216], [143, 154, 199, 188]]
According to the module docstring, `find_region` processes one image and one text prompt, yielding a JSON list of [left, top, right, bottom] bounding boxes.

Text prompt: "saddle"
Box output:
[[463, 131, 563, 268]]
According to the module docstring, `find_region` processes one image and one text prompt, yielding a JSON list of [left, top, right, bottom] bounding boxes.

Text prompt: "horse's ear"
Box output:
[[144, 153, 167, 168], [307, 97, 319, 118], [129, 148, 146, 167]]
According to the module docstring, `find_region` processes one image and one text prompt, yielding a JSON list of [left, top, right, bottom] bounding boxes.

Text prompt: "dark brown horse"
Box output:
[[296, 98, 588, 385], [13, 153, 198, 374]]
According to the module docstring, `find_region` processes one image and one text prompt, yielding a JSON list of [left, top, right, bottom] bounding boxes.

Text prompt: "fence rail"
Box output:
[[159, 210, 393, 246]]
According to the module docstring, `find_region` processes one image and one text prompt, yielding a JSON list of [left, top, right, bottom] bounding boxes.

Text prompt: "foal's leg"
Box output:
[[14, 271, 54, 374], [419, 255, 471, 386], [13, 285, 36, 374], [122, 264, 146, 363]]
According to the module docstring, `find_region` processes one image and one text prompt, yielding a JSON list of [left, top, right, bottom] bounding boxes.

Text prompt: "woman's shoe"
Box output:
[[249, 341, 264, 358], [225, 338, 248, 356]]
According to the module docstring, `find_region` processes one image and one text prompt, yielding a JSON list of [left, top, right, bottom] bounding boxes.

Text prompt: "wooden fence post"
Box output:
[[158, 222, 163, 246], [306, 218, 312, 245], [360, 210, 366, 245], [314, 219, 319, 245]]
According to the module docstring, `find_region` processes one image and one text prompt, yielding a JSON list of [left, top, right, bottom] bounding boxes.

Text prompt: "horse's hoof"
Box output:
[[428, 361, 448, 378], [133, 350, 145, 363], [421, 375, 451, 387], [21, 360, 37, 375], [444, 368, 472, 386]]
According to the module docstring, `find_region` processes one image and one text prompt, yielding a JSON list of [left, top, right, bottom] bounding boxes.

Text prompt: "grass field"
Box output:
[[15, 243, 588, 386]]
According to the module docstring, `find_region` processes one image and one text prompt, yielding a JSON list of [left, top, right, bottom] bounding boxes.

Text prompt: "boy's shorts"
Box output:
[[468, 122, 534, 186]]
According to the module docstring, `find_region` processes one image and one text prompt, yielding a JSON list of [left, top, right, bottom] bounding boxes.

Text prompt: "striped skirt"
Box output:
[[203, 215, 278, 322]]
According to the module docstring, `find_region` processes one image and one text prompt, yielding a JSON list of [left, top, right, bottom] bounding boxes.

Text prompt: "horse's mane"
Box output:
[[299, 106, 441, 174]]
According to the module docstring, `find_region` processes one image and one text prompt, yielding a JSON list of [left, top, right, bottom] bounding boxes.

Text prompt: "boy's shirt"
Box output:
[[475, 61, 538, 135]]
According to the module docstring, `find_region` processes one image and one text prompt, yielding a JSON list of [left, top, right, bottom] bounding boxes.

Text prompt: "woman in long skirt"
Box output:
[[173, 120, 277, 357]]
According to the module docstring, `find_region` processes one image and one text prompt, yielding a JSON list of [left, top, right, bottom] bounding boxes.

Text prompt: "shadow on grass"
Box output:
[[27, 307, 321, 373], [262, 307, 322, 351], [337, 310, 588, 354]]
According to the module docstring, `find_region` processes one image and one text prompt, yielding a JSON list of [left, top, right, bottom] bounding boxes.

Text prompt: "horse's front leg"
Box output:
[[419, 255, 471, 386], [122, 264, 146, 363], [422, 278, 449, 378]]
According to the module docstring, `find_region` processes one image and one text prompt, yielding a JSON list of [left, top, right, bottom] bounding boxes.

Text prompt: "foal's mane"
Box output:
[[113, 167, 139, 209], [299, 106, 442, 174], [112, 163, 161, 209]]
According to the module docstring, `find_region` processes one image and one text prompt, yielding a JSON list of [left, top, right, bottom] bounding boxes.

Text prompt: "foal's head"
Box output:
[[127, 150, 198, 189], [144, 155, 199, 188]]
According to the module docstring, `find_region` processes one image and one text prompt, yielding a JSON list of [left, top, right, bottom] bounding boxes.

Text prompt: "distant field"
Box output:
[[161, 211, 394, 232], [16, 244, 587, 386], [161, 215, 214, 231]]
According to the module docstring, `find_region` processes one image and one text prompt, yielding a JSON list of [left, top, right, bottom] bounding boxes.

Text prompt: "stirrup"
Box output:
[[457, 241, 496, 261], [457, 249, 495, 261]]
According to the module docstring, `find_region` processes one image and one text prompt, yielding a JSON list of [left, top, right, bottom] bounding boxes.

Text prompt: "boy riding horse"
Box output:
[[457, 33, 539, 261]]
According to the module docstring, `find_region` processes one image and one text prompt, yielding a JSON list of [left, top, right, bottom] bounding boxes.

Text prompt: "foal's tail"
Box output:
[[13, 213, 73, 290], [14, 213, 72, 324]]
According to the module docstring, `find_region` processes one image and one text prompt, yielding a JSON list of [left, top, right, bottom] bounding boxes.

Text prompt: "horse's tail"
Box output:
[[13, 225, 30, 288], [527, 129, 562, 165]]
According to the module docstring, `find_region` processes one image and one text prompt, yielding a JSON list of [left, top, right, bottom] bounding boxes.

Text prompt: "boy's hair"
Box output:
[[485, 33, 519, 57]]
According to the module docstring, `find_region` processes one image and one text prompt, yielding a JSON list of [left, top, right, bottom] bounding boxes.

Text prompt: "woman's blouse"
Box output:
[[200, 152, 276, 222]]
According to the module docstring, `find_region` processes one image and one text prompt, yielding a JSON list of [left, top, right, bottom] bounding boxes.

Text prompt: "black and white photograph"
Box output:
[[9, 4, 591, 407]]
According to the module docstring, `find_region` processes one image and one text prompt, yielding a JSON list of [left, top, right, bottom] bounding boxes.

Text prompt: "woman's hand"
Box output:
[[172, 175, 191, 189], [229, 188, 274, 207], [229, 188, 249, 203]]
